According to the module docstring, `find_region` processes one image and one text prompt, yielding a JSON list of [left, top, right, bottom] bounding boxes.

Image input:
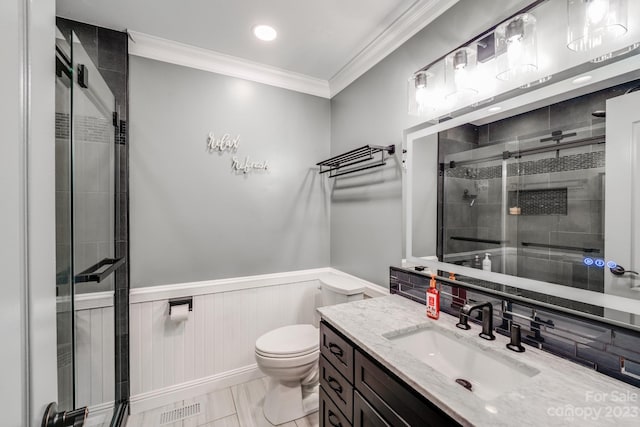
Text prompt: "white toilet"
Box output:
[[254, 274, 365, 425]]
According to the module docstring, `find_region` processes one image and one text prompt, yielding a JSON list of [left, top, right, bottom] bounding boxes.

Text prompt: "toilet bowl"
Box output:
[[255, 324, 320, 425], [254, 274, 365, 424]]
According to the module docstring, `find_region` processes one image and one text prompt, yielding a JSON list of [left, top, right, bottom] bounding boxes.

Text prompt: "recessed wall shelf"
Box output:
[[317, 144, 395, 178]]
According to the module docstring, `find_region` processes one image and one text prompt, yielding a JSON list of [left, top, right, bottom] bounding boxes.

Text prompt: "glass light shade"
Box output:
[[407, 69, 446, 116], [495, 13, 538, 81], [445, 47, 479, 103], [567, 0, 628, 52]]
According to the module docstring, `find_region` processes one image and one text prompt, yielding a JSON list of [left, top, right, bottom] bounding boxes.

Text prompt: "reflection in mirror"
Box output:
[[405, 76, 640, 329], [436, 83, 638, 317]]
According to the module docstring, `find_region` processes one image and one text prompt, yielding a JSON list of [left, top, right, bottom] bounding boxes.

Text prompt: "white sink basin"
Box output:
[[384, 326, 539, 401]]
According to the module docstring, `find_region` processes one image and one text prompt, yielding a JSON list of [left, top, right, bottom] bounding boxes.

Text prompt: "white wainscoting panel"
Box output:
[[75, 304, 115, 408], [130, 280, 320, 397]]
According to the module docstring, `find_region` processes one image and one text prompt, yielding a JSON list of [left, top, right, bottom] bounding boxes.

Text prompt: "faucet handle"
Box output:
[[456, 319, 471, 330], [506, 323, 525, 353], [456, 307, 471, 330]]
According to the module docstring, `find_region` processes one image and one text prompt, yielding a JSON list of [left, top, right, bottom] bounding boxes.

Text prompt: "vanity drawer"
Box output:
[[353, 390, 398, 427], [320, 386, 352, 427], [320, 321, 354, 382], [355, 350, 458, 427], [320, 355, 353, 421]]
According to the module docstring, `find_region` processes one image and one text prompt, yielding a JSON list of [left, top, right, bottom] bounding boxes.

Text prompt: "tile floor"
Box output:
[[126, 377, 319, 427]]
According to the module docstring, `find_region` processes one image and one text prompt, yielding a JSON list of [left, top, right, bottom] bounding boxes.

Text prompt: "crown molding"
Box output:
[[128, 0, 458, 100], [128, 30, 331, 98], [328, 0, 460, 97]]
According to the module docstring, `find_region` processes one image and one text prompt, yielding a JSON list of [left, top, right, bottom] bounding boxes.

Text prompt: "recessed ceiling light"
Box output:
[[487, 106, 502, 112], [572, 75, 593, 85], [253, 25, 277, 42]]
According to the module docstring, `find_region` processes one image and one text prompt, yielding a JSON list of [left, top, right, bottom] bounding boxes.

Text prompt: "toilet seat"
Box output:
[[255, 324, 318, 358]]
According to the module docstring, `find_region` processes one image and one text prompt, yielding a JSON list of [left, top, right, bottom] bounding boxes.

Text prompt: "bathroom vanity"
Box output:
[[319, 319, 457, 426], [318, 295, 640, 426]]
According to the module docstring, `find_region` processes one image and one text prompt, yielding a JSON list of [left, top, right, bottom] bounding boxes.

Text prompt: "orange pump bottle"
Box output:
[[426, 274, 440, 319]]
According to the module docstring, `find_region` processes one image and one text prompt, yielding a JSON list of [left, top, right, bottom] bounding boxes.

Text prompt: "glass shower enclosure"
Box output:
[[440, 117, 606, 313], [55, 26, 125, 426]]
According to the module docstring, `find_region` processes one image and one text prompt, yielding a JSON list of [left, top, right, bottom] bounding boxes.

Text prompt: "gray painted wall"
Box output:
[[330, 0, 529, 286], [130, 57, 331, 287]]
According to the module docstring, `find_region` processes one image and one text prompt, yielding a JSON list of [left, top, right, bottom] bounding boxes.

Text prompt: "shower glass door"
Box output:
[[71, 30, 117, 419], [55, 27, 74, 413], [55, 26, 120, 426]]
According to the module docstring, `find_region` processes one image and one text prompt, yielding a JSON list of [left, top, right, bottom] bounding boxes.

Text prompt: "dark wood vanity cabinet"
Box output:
[[319, 321, 460, 427]]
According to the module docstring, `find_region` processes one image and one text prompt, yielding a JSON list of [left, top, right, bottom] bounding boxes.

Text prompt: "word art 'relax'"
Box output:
[[207, 132, 240, 152]]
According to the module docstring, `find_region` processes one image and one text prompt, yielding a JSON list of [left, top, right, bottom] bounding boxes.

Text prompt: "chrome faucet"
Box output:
[[456, 302, 495, 340]]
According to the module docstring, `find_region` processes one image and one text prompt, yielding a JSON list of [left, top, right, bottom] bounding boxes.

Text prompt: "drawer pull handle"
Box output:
[[328, 343, 344, 358], [328, 410, 343, 427], [327, 376, 343, 394]]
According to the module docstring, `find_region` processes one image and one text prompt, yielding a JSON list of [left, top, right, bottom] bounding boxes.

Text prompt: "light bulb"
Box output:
[[415, 87, 428, 106], [507, 38, 524, 65], [587, 0, 608, 24]]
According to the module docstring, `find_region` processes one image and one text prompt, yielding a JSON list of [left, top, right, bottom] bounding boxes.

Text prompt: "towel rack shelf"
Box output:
[[317, 144, 395, 178]]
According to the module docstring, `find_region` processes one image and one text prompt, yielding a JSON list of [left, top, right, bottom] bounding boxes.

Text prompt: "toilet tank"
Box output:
[[318, 274, 365, 307]]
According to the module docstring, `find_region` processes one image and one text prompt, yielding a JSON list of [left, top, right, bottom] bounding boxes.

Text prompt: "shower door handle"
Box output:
[[74, 257, 125, 283], [42, 402, 87, 427]]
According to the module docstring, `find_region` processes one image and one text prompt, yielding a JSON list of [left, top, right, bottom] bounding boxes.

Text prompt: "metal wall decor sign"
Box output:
[[207, 132, 240, 152], [232, 156, 269, 174], [207, 131, 269, 174]]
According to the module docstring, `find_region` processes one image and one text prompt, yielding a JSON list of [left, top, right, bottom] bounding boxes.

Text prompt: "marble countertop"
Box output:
[[318, 295, 640, 426]]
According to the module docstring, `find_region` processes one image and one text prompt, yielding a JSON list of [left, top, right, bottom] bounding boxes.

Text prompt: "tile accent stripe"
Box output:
[[445, 150, 605, 179]]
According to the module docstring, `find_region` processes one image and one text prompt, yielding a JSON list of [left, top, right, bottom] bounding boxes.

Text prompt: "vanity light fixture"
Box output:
[[408, 71, 429, 116], [408, 66, 447, 116], [253, 24, 277, 41], [445, 47, 479, 102], [495, 13, 538, 82], [567, 0, 628, 52]]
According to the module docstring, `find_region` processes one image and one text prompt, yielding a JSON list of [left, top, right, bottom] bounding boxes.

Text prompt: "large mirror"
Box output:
[[403, 0, 640, 329]]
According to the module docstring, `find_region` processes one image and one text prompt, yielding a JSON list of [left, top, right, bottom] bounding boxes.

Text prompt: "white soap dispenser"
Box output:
[[482, 253, 492, 272]]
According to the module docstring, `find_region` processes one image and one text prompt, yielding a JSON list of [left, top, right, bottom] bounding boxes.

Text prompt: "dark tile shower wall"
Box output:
[[390, 267, 640, 388], [57, 18, 130, 404]]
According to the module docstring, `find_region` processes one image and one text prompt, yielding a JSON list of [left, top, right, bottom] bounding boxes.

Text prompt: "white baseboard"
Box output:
[[129, 364, 264, 414]]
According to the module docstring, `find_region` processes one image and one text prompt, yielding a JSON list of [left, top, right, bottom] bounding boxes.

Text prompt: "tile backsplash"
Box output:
[[390, 266, 640, 388]]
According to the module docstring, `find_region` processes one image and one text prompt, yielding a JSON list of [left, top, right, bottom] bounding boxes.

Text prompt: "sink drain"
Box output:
[[455, 378, 473, 391]]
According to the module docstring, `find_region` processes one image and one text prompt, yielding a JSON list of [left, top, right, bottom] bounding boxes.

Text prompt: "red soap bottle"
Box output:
[[426, 274, 440, 319]]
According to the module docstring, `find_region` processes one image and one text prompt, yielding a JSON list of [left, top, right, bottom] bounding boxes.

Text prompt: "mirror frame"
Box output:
[[402, 54, 640, 321]]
